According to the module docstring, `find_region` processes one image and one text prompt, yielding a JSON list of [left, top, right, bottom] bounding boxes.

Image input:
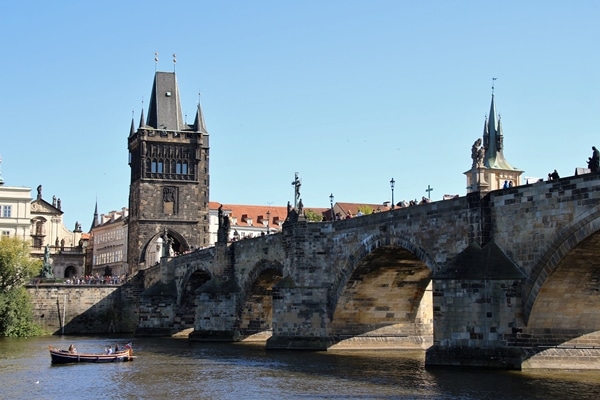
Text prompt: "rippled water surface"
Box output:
[[2, 336, 600, 399]]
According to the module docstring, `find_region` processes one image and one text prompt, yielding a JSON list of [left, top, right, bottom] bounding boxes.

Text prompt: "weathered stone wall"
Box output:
[[27, 282, 140, 335]]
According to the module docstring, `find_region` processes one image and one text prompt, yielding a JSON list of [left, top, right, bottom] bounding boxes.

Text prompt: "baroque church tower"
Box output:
[[465, 87, 523, 193], [127, 71, 210, 271]]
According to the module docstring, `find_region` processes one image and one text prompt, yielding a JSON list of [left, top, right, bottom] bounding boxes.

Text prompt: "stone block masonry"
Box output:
[[27, 282, 140, 335]]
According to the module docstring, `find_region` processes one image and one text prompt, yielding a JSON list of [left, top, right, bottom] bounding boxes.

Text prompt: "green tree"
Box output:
[[304, 209, 323, 222], [0, 236, 44, 337]]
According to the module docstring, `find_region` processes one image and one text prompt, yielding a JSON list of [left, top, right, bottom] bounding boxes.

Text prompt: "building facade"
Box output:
[[0, 181, 86, 279], [91, 208, 128, 278], [0, 185, 32, 240], [127, 71, 210, 272], [30, 185, 85, 279], [214, 203, 288, 244]]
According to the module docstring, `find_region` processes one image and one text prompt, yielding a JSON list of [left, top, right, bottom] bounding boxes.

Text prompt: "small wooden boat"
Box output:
[[48, 345, 135, 364]]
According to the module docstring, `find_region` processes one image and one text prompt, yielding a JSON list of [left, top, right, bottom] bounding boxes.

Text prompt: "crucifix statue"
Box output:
[[426, 184, 434, 199], [291, 172, 301, 208]]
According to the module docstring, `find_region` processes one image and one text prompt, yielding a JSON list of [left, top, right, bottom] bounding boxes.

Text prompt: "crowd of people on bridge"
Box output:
[[64, 274, 126, 285]]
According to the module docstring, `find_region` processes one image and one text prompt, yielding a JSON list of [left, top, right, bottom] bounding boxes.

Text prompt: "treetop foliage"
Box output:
[[0, 236, 41, 291]]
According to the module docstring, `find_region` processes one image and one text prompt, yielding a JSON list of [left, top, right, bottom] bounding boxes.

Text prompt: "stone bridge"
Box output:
[[136, 173, 600, 369]]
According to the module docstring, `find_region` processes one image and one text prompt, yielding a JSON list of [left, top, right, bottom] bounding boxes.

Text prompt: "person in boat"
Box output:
[[106, 346, 113, 355], [115, 344, 119, 352], [68, 344, 76, 353]]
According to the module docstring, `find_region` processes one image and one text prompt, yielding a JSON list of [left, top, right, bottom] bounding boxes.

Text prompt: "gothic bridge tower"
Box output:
[[465, 85, 523, 194], [127, 71, 209, 271]]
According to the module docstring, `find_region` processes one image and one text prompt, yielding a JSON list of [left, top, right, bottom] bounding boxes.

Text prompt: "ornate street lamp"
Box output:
[[266, 210, 271, 235], [390, 178, 395, 210], [329, 193, 334, 221]]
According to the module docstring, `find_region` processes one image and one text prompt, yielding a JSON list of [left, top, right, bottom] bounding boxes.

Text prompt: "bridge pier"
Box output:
[[266, 285, 332, 350], [426, 256, 527, 369], [189, 290, 241, 342]]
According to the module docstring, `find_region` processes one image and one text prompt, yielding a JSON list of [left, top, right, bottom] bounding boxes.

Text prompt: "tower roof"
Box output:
[[146, 72, 184, 131], [482, 93, 518, 171], [193, 104, 208, 134], [90, 200, 99, 231]]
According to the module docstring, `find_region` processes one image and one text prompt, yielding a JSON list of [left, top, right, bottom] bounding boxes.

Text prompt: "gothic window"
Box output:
[[182, 162, 188, 174], [157, 161, 164, 173], [176, 162, 182, 174], [151, 160, 157, 173]]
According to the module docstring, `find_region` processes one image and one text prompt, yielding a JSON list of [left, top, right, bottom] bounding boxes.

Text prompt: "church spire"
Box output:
[[90, 200, 99, 231], [481, 87, 516, 170]]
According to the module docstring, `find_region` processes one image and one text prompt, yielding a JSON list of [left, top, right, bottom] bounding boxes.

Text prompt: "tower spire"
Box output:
[[90, 200, 99, 231], [129, 117, 135, 137], [0, 153, 4, 186], [481, 81, 517, 170], [194, 91, 208, 133], [139, 101, 145, 128]]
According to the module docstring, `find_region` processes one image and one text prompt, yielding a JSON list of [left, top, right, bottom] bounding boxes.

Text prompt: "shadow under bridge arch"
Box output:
[[329, 244, 434, 350], [236, 259, 284, 341], [175, 267, 213, 335]]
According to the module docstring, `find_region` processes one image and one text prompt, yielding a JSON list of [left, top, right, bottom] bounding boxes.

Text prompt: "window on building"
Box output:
[[2, 230, 10, 237], [157, 161, 164, 173], [1, 205, 11, 218], [182, 162, 188, 174], [151, 161, 157, 173], [176, 162, 182, 174]]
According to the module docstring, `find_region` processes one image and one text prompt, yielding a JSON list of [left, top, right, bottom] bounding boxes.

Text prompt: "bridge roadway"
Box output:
[[135, 173, 600, 369]]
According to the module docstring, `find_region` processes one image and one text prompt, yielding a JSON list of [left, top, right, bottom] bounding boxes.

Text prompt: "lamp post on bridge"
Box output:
[[390, 178, 395, 210], [329, 193, 334, 221], [266, 209, 271, 235]]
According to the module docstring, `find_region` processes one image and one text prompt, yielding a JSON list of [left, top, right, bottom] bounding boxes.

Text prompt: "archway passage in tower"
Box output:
[[237, 265, 283, 341], [330, 246, 433, 350]]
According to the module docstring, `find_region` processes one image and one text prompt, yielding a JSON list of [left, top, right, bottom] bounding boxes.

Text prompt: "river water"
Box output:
[[2, 336, 600, 399]]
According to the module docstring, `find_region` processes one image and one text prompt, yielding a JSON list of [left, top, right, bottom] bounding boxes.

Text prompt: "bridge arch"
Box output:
[[236, 259, 284, 339], [329, 232, 438, 318], [328, 233, 436, 348], [524, 207, 600, 324], [177, 260, 214, 306]]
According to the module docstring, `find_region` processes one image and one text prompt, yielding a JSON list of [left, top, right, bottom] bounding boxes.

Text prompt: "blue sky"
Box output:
[[1, 1, 599, 230]]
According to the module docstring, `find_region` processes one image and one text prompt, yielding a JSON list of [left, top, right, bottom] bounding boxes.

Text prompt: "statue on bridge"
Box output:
[[39, 244, 54, 279], [291, 173, 301, 208], [590, 146, 600, 173], [471, 138, 485, 168], [217, 204, 230, 243]]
